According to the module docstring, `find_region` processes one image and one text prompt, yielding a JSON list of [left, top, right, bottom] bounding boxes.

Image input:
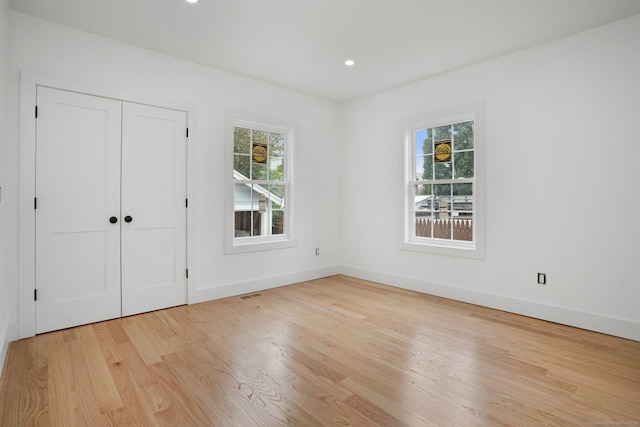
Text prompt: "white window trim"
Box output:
[[401, 103, 485, 259], [225, 113, 298, 254]]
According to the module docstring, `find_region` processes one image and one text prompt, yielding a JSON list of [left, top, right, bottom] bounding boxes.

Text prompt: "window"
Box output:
[[227, 118, 296, 253], [403, 106, 483, 258]]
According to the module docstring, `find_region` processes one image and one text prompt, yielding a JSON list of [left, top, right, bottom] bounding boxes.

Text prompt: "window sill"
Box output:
[[226, 236, 298, 254], [401, 240, 484, 259]]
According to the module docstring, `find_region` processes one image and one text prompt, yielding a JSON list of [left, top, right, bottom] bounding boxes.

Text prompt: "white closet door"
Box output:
[[35, 87, 123, 334], [121, 102, 187, 316]]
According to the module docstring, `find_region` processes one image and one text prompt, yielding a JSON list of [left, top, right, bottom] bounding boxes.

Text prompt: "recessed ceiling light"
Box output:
[[345, 59, 355, 67], [185, 0, 198, 3]]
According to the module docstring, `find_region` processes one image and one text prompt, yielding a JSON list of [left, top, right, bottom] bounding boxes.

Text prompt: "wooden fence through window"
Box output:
[[415, 218, 473, 241]]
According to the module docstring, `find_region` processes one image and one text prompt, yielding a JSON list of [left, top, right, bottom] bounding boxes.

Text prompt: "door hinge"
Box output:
[[35, 105, 38, 118], [34, 197, 37, 209], [185, 198, 188, 208], [186, 128, 189, 138], [34, 289, 37, 301], [186, 269, 189, 279]]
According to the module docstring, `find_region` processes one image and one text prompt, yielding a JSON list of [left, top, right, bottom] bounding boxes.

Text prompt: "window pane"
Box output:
[[452, 184, 473, 216], [414, 183, 431, 196], [234, 211, 251, 237], [453, 121, 474, 151], [415, 128, 432, 156], [452, 200, 473, 217], [414, 184, 433, 237], [452, 217, 473, 241], [269, 184, 286, 206], [272, 210, 284, 235], [452, 198, 473, 217], [234, 127, 251, 154], [434, 183, 451, 197], [269, 132, 284, 157], [234, 154, 250, 178], [452, 183, 472, 241], [269, 184, 285, 235], [434, 162, 452, 180], [268, 157, 284, 181], [415, 156, 424, 180], [433, 184, 451, 197], [420, 155, 433, 180], [453, 182, 472, 196], [433, 125, 452, 141], [454, 151, 474, 179], [235, 183, 253, 211], [434, 183, 451, 212], [234, 183, 261, 237], [252, 162, 267, 180], [253, 130, 268, 145], [431, 183, 450, 239], [414, 184, 433, 209]]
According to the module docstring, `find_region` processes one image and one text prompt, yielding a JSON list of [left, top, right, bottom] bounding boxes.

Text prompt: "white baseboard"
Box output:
[[0, 321, 19, 381], [5, 264, 637, 368], [340, 265, 640, 342], [190, 265, 342, 304]]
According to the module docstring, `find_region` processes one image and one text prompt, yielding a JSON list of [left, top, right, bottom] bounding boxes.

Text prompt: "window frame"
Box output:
[[402, 104, 484, 259], [226, 115, 297, 254]]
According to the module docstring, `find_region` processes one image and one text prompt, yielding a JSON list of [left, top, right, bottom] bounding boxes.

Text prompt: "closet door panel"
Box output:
[[121, 102, 187, 316], [35, 87, 122, 334]]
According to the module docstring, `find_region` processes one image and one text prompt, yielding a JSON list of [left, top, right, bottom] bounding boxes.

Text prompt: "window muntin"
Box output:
[[230, 120, 293, 249], [407, 114, 477, 251]]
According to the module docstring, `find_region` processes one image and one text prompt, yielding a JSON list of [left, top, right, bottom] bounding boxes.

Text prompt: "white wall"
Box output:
[[0, 0, 11, 373], [5, 12, 343, 340], [341, 14, 640, 341]]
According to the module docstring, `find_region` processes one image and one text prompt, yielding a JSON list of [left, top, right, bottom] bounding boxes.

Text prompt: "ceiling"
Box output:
[[9, 0, 640, 103]]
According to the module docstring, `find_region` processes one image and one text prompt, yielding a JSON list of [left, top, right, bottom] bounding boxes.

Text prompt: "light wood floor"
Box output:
[[1, 275, 639, 426]]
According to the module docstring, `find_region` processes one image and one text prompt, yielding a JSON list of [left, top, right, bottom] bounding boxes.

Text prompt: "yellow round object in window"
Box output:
[[434, 141, 451, 162], [252, 145, 267, 163]]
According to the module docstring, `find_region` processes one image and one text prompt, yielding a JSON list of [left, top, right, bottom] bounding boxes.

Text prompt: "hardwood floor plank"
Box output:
[[152, 403, 182, 427], [17, 333, 59, 426], [92, 322, 124, 366], [1, 275, 639, 426], [0, 340, 27, 426], [149, 360, 214, 426], [107, 353, 159, 427], [139, 384, 171, 416], [254, 348, 371, 426], [104, 319, 130, 346], [159, 347, 255, 425], [47, 341, 81, 426], [343, 392, 412, 427], [116, 342, 157, 389], [75, 325, 123, 414], [121, 320, 163, 366]]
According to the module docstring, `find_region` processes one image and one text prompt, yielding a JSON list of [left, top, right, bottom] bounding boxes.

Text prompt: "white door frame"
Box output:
[[19, 71, 198, 339]]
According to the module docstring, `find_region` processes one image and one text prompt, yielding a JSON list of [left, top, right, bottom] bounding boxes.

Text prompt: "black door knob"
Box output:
[[124, 215, 133, 223], [109, 216, 118, 224]]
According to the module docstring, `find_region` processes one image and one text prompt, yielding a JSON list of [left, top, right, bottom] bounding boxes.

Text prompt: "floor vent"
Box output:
[[240, 293, 262, 300]]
